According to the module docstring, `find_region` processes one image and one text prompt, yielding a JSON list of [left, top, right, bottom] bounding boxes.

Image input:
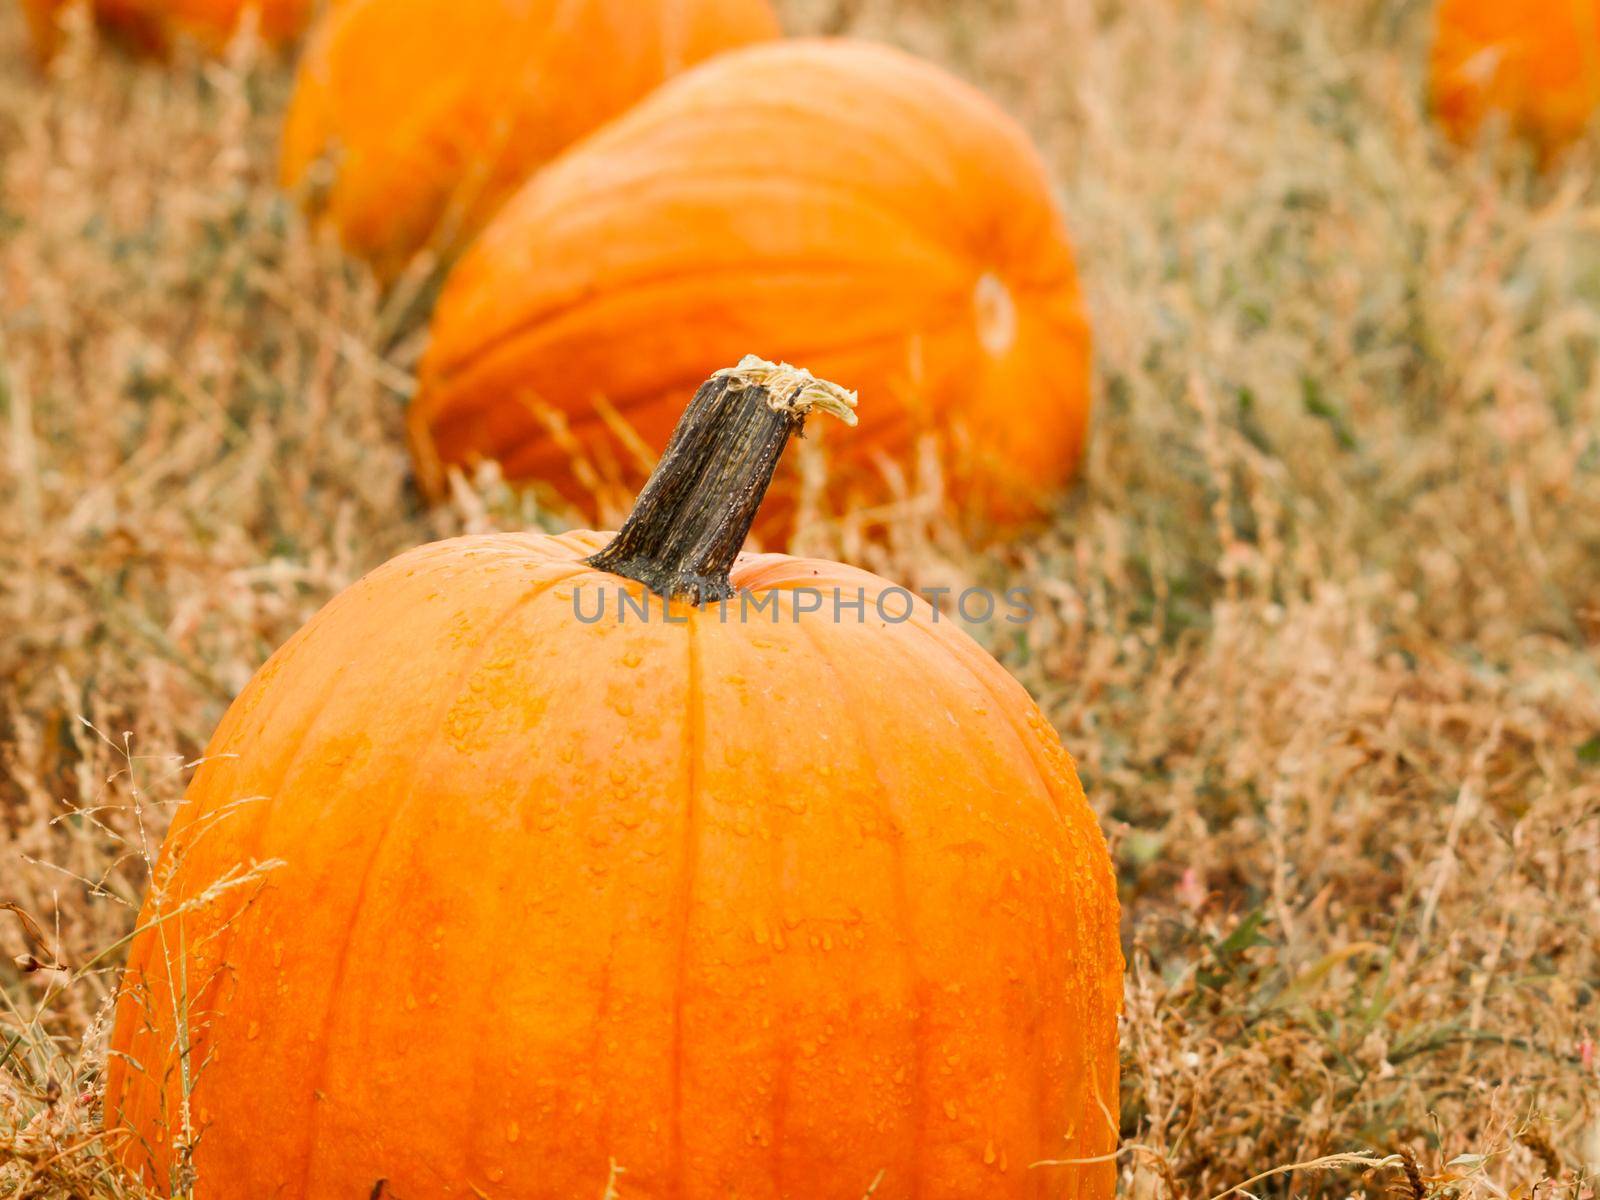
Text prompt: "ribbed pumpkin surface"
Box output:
[[280, 0, 780, 279], [412, 40, 1093, 532], [104, 531, 1122, 1198], [21, 0, 312, 59], [1431, 0, 1600, 152]]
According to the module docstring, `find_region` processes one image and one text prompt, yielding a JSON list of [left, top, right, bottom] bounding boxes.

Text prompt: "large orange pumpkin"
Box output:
[[21, 0, 312, 60], [1431, 0, 1600, 152], [279, 0, 780, 280], [411, 39, 1093, 534], [105, 359, 1122, 1198]]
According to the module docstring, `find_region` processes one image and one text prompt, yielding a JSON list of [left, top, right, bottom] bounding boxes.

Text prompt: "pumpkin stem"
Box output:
[[586, 356, 858, 603]]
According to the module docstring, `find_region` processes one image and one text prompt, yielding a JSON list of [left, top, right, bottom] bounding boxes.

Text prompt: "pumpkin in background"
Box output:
[[105, 359, 1122, 1198], [1431, 0, 1600, 152], [280, 0, 780, 280], [411, 39, 1093, 535], [21, 0, 312, 59]]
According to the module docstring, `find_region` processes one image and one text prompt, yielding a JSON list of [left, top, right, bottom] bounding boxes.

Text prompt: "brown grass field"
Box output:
[[3, 0, 1599, 1195]]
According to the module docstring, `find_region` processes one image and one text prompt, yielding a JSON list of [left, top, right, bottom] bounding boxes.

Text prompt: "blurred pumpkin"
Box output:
[[105, 359, 1122, 1199], [279, 0, 780, 280], [1432, 0, 1600, 153], [21, 0, 312, 59], [411, 39, 1093, 535]]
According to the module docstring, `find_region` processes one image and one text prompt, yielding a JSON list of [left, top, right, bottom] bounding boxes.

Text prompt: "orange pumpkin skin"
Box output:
[[104, 532, 1121, 1197], [21, 0, 312, 60], [411, 40, 1093, 532], [279, 0, 781, 280], [1431, 0, 1600, 152]]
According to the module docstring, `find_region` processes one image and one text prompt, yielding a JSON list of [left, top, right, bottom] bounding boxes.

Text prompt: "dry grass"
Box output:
[[2, 0, 1598, 1195]]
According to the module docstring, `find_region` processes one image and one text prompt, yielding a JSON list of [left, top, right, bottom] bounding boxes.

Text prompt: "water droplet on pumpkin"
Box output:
[[246, 1021, 260, 1040], [984, 1140, 997, 1165], [943, 1099, 959, 1120], [486, 1165, 505, 1183], [506, 1121, 520, 1144]]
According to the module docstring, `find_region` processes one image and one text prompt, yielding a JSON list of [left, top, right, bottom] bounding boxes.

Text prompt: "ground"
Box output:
[[1, 0, 1598, 1196]]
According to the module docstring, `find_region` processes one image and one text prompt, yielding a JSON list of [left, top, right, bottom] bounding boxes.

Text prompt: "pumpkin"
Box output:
[[21, 0, 312, 60], [105, 358, 1122, 1198], [1431, 0, 1600, 152], [279, 0, 780, 280], [410, 39, 1093, 534]]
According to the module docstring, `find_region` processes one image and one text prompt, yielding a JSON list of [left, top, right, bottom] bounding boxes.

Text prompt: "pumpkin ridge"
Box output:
[[419, 307, 996, 500], [668, 609, 702, 1193], [438, 553, 644, 1184], [894, 616, 1063, 1165], [1014, 282, 1092, 341], [904, 617, 1124, 1177], [422, 301, 934, 467], [598, 40, 1045, 239], [127, 552, 403, 880], [291, 564, 588, 1191], [217, 550, 582, 908], [108, 580, 336, 1099], [580, 164, 979, 262], [428, 548, 651, 1185], [760, 724, 794, 1198], [424, 248, 962, 395], [903, 618, 1074, 828], [442, 297, 1084, 501], [106, 563, 427, 1176], [581, 856, 626, 1175], [791, 616, 930, 1195], [511, 155, 985, 259]]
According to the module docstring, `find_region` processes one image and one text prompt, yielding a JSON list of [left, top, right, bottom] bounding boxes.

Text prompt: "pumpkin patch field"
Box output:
[[2, 0, 1600, 1197]]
